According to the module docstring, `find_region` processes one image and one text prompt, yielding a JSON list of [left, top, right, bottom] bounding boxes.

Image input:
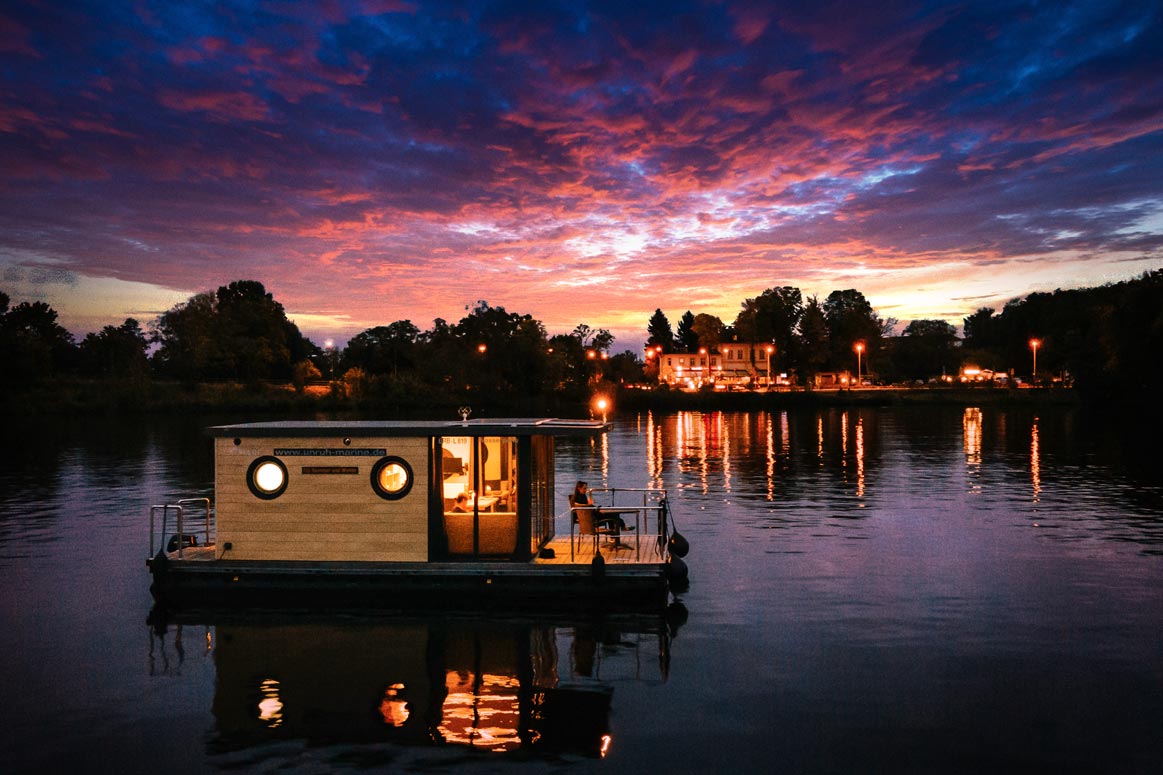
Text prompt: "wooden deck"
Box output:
[[535, 534, 665, 565]]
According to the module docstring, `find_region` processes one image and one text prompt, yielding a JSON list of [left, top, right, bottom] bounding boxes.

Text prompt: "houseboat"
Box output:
[[148, 418, 689, 608]]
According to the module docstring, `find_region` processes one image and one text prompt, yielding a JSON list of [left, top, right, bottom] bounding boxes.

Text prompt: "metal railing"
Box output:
[[149, 498, 212, 560], [568, 488, 671, 561]]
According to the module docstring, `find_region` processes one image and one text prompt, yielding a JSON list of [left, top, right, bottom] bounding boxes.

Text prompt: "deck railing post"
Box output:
[[176, 505, 184, 558], [177, 498, 212, 551]]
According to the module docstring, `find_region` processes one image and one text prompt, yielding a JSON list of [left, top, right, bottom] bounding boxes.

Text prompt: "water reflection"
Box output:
[[1031, 416, 1042, 504], [964, 407, 982, 494], [148, 609, 682, 761], [553, 408, 1163, 552]]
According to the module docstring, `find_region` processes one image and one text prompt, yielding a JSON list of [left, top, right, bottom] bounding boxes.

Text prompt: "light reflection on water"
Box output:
[[0, 407, 1160, 772]]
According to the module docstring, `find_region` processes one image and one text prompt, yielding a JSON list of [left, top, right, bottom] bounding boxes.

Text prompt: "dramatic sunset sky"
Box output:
[[2, 1, 1161, 350]]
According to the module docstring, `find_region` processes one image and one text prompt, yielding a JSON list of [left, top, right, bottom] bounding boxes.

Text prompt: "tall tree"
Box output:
[[893, 319, 958, 380], [572, 323, 614, 353], [753, 286, 803, 370], [691, 313, 725, 350], [675, 310, 698, 351], [152, 281, 313, 382], [77, 318, 149, 378], [151, 291, 220, 381], [0, 299, 76, 381], [450, 301, 548, 396], [797, 296, 829, 381], [646, 308, 674, 350], [343, 321, 421, 377], [822, 289, 886, 372]]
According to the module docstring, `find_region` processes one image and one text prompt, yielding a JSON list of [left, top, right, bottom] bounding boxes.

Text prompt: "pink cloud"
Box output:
[[157, 89, 271, 122]]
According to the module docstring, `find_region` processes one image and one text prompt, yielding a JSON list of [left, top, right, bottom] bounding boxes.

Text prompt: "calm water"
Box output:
[[1, 407, 1161, 773]]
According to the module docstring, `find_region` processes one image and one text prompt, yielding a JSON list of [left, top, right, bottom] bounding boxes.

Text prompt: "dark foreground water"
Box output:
[[1, 406, 1160, 773]]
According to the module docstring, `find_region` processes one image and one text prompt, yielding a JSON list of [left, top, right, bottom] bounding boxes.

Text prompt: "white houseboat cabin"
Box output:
[[148, 418, 688, 607]]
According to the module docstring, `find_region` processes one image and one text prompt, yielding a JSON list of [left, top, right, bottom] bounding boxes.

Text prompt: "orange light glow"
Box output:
[[257, 678, 284, 728], [379, 683, 410, 727], [439, 671, 522, 752], [477, 343, 487, 353]]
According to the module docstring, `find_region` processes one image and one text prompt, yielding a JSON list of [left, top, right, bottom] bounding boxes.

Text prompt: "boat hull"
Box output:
[[149, 552, 670, 611]]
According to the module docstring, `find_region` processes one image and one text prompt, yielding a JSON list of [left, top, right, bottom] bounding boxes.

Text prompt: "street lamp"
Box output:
[[477, 343, 487, 354], [765, 345, 775, 389], [1029, 339, 1040, 383], [854, 342, 865, 385]]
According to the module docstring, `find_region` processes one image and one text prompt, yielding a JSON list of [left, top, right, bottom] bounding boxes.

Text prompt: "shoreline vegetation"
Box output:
[[3, 271, 1160, 417], [2, 376, 1080, 418]]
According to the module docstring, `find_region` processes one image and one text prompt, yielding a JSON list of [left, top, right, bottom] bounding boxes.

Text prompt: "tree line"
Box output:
[[645, 269, 1163, 399], [2, 270, 1159, 407], [0, 281, 632, 406]]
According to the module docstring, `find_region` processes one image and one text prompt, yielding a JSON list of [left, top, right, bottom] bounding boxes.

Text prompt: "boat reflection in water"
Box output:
[[148, 606, 685, 761]]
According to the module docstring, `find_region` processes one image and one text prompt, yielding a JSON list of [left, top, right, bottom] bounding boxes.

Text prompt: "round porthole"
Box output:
[[247, 456, 288, 499], [371, 456, 413, 500]]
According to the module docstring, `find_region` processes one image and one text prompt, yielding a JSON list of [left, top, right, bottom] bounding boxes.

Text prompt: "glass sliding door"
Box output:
[[529, 436, 554, 553], [440, 436, 519, 558]]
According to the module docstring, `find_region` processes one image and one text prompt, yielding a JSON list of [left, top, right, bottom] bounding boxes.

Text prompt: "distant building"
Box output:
[[650, 344, 782, 390]]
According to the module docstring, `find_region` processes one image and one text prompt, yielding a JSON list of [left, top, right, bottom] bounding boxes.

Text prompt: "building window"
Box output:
[[247, 456, 288, 500], [370, 456, 414, 500]]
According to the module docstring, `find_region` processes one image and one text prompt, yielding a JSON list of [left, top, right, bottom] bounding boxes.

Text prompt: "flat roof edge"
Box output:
[[206, 418, 609, 438]]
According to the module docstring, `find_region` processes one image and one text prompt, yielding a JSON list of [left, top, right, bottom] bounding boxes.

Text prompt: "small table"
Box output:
[[597, 508, 641, 556], [473, 495, 498, 512]]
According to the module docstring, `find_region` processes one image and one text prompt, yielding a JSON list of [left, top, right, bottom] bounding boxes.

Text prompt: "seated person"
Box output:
[[572, 480, 633, 545], [451, 492, 470, 512]]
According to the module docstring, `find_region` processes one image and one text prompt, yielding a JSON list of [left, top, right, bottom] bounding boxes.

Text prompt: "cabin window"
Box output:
[[441, 435, 519, 557], [370, 456, 414, 500], [247, 456, 288, 499]]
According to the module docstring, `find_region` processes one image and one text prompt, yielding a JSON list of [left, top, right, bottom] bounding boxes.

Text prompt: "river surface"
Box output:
[[0, 406, 1160, 773]]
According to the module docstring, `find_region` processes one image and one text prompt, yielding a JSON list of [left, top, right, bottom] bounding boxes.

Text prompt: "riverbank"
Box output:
[[4, 377, 1084, 416], [0, 377, 592, 418], [615, 385, 1081, 411]]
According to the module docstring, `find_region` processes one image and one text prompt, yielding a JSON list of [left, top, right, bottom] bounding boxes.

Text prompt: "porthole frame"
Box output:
[[370, 456, 414, 500], [247, 455, 289, 500]]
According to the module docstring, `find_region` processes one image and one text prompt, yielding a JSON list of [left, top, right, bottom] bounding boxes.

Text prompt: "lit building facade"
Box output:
[[649, 344, 781, 389]]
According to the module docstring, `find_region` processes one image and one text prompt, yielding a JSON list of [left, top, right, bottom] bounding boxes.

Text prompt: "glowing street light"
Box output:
[[765, 344, 775, 388], [854, 342, 865, 385], [477, 343, 487, 354], [1029, 338, 1040, 382]]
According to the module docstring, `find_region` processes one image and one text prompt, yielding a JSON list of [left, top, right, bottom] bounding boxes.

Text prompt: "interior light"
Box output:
[[371, 457, 414, 500], [255, 462, 284, 492], [247, 456, 289, 499]]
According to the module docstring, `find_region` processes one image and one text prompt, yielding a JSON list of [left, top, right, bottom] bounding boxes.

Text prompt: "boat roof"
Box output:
[[207, 418, 608, 438]]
